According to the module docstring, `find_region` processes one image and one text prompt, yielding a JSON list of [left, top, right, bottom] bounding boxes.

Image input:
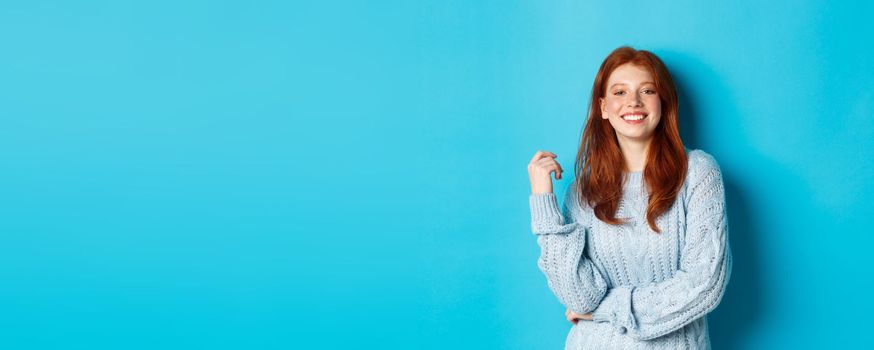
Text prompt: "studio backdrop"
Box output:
[[1, 1, 872, 349]]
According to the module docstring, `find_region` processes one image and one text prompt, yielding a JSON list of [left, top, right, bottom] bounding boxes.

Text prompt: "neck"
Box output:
[[617, 137, 652, 172]]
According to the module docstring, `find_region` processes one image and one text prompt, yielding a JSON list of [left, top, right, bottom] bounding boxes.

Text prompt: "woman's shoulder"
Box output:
[[686, 148, 720, 170], [684, 148, 725, 189], [564, 179, 583, 207], [562, 179, 594, 225], [564, 178, 593, 209], [686, 148, 722, 176]]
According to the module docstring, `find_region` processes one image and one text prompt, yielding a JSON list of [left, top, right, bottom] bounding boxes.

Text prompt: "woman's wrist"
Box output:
[[530, 183, 553, 194]]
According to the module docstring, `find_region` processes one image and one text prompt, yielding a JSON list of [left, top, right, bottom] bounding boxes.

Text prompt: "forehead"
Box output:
[[607, 63, 655, 87]]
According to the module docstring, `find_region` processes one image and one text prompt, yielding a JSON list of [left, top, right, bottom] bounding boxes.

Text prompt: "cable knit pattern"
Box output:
[[529, 149, 732, 350]]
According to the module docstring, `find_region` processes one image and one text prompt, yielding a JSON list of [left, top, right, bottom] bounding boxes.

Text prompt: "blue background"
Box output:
[[1, 1, 872, 349]]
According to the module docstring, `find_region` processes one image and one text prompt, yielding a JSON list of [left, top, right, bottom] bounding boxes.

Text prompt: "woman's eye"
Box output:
[[643, 89, 656, 94], [614, 90, 625, 96]]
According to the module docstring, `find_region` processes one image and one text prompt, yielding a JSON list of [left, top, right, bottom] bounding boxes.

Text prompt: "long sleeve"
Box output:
[[590, 153, 733, 340], [529, 182, 608, 314]]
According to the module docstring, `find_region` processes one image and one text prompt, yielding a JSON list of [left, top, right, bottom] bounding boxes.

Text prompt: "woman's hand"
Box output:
[[565, 308, 593, 324], [528, 150, 563, 194]]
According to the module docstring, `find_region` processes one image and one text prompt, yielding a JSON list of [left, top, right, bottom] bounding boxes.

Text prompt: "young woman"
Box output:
[[526, 46, 732, 349]]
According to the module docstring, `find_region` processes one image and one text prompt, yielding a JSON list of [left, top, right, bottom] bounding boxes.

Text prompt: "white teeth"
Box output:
[[622, 114, 646, 121]]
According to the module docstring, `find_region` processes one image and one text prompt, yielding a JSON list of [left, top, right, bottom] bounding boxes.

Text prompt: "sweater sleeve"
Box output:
[[529, 182, 608, 314], [590, 152, 733, 340]]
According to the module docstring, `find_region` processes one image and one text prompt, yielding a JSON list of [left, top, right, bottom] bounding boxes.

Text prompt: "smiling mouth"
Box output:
[[621, 113, 648, 121]]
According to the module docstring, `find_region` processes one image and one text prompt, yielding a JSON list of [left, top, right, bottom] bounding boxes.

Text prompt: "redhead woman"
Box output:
[[527, 46, 731, 349]]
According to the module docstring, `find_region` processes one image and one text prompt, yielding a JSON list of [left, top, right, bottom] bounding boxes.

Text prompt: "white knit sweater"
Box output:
[[529, 149, 732, 349]]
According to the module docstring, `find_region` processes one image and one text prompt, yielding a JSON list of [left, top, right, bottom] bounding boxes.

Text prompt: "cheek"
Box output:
[[647, 96, 662, 112], [646, 98, 662, 119], [607, 99, 624, 115]]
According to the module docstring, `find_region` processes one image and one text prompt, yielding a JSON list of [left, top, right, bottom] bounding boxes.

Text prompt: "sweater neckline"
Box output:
[[625, 171, 643, 189]]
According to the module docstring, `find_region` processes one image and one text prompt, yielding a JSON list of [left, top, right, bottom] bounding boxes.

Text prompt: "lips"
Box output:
[[620, 113, 648, 122], [621, 112, 647, 120]]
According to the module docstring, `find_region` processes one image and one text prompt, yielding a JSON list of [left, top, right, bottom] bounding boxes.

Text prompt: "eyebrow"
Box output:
[[609, 82, 656, 89]]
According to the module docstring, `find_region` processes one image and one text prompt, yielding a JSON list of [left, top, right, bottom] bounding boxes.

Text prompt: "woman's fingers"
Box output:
[[529, 150, 557, 164], [565, 308, 591, 324], [528, 150, 562, 194], [535, 157, 563, 179]]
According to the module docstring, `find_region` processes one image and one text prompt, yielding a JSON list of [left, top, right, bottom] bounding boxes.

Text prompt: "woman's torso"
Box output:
[[563, 155, 712, 349]]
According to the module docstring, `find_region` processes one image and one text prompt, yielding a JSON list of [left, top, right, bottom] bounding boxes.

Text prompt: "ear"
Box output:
[[599, 98, 607, 119]]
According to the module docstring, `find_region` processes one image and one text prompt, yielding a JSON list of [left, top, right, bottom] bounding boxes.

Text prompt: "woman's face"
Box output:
[[599, 63, 662, 145]]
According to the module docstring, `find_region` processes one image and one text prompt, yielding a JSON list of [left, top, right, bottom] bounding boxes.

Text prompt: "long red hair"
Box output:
[[574, 46, 687, 233]]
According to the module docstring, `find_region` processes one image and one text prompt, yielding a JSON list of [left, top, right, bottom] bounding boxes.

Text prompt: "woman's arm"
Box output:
[[530, 182, 608, 314], [590, 152, 732, 340]]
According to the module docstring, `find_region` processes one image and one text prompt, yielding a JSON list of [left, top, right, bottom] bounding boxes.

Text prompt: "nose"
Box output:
[[626, 92, 643, 107]]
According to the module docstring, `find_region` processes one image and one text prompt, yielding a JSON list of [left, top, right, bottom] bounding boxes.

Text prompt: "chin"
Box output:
[[618, 131, 656, 142]]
